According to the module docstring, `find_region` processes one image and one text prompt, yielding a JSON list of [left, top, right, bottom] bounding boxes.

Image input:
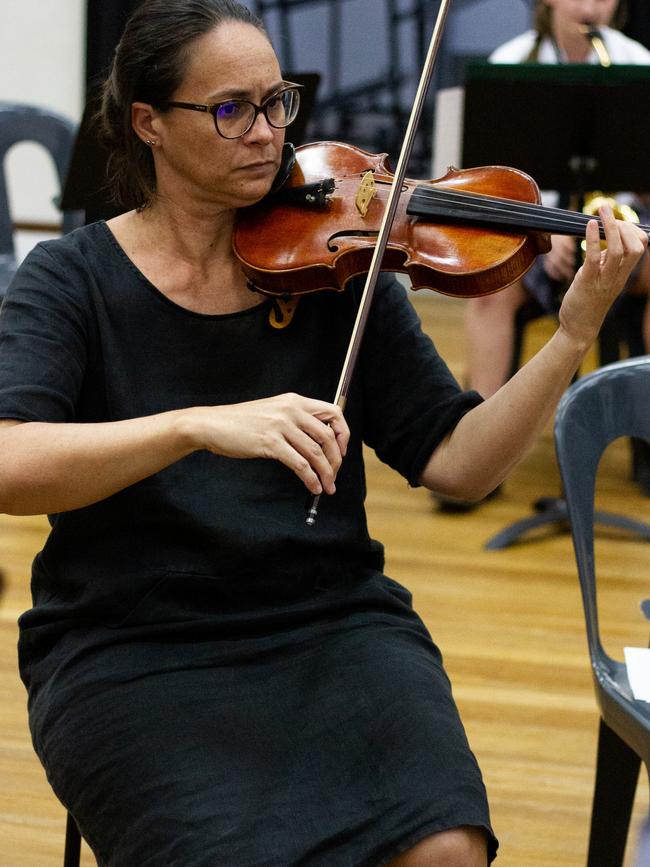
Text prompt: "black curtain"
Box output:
[[623, 0, 650, 50], [86, 0, 143, 91], [61, 1, 143, 219]]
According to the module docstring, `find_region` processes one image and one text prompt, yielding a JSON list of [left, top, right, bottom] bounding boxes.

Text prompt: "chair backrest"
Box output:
[[0, 102, 84, 294], [554, 357, 650, 669]]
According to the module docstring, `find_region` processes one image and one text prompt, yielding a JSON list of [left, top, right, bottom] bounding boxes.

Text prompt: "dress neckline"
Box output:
[[98, 220, 270, 321]]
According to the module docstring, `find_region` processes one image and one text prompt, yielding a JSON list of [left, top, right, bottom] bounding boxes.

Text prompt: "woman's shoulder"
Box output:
[[488, 30, 538, 64], [6, 221, 124, 313], [603, 27, 650, 64], [20, 221, 115, 275]]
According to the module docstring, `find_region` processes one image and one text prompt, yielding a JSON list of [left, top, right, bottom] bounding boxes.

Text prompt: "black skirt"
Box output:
[[30, 571, 498, 866]]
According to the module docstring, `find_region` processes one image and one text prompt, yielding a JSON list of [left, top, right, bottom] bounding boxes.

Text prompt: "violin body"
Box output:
[[233, 141, 551, 299]]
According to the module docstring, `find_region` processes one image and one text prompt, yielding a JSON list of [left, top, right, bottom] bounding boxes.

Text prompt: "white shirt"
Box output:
[[489, 26, 650, 65]]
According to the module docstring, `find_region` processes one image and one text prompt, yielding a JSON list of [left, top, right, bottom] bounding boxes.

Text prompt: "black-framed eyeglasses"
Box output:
[[164, 83, 302, 140]]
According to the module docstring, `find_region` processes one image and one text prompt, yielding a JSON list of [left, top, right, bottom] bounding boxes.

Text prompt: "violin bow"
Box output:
[[306, 0, 454, 525]]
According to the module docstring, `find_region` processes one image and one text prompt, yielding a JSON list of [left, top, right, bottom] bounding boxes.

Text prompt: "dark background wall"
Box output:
[[86, 0, 142, 91]]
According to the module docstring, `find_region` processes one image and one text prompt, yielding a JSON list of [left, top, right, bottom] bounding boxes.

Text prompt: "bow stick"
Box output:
[[306, 0, 454, 525]]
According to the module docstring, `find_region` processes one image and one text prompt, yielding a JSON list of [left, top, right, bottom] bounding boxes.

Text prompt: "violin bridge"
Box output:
[[355, 171, 376, 217]]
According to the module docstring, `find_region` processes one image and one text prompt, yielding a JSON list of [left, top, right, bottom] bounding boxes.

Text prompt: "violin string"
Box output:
[[410, 187, 650, 235], [410, 187, 650, 234], [409, 186, 650, 236], [409, 191, 602, 236], [410, 185, 650, 231], [409, 190, 602, 235]]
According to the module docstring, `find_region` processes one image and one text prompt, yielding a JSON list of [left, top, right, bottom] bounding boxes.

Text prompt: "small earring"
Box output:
[[145, 139, 156, 147]]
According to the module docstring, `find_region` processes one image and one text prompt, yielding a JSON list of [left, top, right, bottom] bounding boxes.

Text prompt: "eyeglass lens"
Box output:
[[214, 88, 300, 138]]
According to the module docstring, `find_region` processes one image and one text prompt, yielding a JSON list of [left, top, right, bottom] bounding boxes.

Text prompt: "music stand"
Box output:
[[463, 61, 650, 192], [460, 61, 650, 549]]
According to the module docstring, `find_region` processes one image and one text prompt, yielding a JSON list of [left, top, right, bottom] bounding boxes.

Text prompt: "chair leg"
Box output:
[[63, 811, 81, 867], [586, 718, 641, 867], [631, 438, 650, 496]]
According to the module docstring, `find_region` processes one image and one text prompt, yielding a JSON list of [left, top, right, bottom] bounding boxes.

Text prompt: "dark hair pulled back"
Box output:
[[99, 0, 266, 211]]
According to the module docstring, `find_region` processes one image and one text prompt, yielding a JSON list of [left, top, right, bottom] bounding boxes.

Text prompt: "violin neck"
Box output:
[[407, 185, 650, 240]]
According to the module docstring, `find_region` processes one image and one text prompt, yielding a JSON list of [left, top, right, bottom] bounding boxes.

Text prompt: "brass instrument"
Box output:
[[579, 22, 612, 66], [577, 24, 639, 250], [581, 192, 640, 252]]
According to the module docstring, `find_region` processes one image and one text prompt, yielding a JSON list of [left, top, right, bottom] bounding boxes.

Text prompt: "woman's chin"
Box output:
[[234, 181, 276, 209]]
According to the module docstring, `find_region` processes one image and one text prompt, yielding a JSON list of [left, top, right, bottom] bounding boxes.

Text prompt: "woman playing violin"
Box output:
[[0, 1, 645, 864]]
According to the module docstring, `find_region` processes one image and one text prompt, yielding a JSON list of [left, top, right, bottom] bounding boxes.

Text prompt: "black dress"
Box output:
[[0, 222, 498, 865]]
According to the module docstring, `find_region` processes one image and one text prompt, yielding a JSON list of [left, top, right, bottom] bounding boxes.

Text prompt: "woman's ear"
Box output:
[[132, 102, 160, 146]]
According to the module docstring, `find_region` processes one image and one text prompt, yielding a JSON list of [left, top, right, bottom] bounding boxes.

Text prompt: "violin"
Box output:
[[233, 139, 650, 300]]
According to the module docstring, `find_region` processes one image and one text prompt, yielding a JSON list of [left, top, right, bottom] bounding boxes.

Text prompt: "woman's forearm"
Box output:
[[422, 208, 648, 499], [419, 325, 588, 498], [0, 392, 349, 516], [0, 411, 197, 515]]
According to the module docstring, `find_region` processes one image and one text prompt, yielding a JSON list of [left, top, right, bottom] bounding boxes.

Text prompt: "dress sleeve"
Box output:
[[358, 274, 483, 486], [0, 241, 89, 422]]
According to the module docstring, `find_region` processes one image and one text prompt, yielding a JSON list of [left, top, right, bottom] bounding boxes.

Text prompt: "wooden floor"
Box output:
[[1, 290, 648, 866]]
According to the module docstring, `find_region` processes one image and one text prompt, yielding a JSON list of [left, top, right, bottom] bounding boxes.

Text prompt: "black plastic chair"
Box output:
[[0, 101, 84, 297], [63, 813, 82, 867], [554, 357, 650, 867]]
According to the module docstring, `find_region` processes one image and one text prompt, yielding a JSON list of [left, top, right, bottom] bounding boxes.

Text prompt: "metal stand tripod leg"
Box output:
[[485, 494, 650, 550]]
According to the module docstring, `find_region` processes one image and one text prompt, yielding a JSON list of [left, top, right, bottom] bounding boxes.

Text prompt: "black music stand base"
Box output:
[[485, 495, 650, 550]]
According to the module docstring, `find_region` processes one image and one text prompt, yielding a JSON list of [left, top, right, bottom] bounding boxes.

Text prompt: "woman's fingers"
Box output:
[[311, 406, 349, 458], [581, 216, 601, 270], [271, 434, 327, 495], [581, 205, 647, 289], [616, 217, 649, 274], [202, 393, 350, 495], [284, 425, 339, 495], [560, 206, 647, 350], [287, 403, 348, 494]]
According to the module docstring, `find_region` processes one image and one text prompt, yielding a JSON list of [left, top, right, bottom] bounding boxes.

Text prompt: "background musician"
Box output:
[[457, 0, 650, 510]]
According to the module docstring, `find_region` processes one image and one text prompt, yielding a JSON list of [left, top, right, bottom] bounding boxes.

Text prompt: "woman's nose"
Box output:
[[245, 111, 275, 143], [577, 0, 602, 23]]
